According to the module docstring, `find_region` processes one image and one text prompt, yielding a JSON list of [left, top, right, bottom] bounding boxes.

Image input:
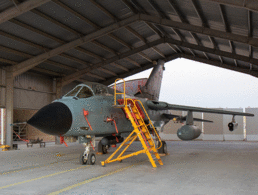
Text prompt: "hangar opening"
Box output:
[[0, 0, 258, 147]]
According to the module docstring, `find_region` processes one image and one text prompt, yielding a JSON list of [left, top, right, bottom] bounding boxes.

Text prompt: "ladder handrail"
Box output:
[[126, 98, 163, 150], [113, 78, 126, 107]]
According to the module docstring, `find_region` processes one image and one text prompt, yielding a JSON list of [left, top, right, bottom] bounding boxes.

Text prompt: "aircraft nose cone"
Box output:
[[27, 102, 72, 136]]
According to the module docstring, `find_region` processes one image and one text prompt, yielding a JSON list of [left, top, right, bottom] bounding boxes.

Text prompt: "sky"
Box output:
[[124, 58, 258, 109]]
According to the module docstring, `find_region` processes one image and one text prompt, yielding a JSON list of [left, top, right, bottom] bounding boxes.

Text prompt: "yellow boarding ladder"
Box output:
[[101, 79, 163, 168]]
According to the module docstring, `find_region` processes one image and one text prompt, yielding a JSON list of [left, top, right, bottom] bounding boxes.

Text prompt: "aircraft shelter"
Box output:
[[0, 0, 258, 147]]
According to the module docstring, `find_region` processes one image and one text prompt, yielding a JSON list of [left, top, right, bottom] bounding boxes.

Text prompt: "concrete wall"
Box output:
[[13, 109, 55, 142], [14, 72, 54, 109], [246, 108, 258, 141], [203, 111, 224, 141]]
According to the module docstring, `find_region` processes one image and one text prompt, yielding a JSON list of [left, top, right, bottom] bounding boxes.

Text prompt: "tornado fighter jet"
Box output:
[[27, 60, 254, 165]]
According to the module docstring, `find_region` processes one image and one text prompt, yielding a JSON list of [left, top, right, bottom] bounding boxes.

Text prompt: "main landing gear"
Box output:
[[80, 142, 96, 165], [158, 141, 167, 154], [98, 141, 110, 154]]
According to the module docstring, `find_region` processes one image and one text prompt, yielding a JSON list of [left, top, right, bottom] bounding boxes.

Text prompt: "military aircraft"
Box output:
[[27, 60, 254, 165]]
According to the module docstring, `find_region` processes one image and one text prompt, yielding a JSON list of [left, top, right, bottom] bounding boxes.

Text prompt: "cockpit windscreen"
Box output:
[[65, 86, 81, 97], [77, 86, 94, 98]]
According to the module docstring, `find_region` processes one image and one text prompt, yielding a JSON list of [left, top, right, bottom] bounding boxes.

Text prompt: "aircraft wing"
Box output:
[[163, 113, 213, 123], [146, 100, 254, 117]]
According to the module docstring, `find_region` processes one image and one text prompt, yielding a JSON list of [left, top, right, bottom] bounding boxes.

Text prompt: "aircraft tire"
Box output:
[[98, 141, 109, 154], [80, 152, 87, 165], [158, 141, 167, 154], [87, 153, 96, 165], [102, 145, 108, 154]]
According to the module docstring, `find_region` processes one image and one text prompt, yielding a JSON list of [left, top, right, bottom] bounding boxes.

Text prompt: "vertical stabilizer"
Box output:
[[135, 60, 165, 100]]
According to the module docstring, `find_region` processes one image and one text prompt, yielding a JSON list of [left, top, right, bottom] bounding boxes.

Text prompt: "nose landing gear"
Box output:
[[80, 140, 96, 165]]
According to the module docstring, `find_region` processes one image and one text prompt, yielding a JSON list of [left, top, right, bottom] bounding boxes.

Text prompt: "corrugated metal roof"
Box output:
[[0, 0, 257, 85]]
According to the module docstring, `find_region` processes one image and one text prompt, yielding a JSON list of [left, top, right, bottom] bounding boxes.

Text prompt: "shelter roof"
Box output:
[[0, 0, 258, 85]]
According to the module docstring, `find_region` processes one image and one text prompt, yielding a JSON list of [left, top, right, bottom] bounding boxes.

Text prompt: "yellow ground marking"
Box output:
[[49, 162, 144, 195], [0, 158, 77, 175], [0, 166, 89, 190]]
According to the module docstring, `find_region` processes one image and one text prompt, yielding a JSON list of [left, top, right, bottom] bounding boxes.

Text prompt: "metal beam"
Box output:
[[121, 0, 139, 14], [125, 26, 146, 43], [63, 35, 258, 85], [0, 31, 45, 50], [125, 57, 141, 67], [205, 0, 258, 13], [92, 40, 117, 55], [191, 0, 217, 49], [53, 0, 133, 52], [219, 56, 224, 63], [62, 38, 167, 85], [86, 73, 105, 80], [10, 19, 65, 44], [203, 52, 209, 60], [0, 0, 51, 25], [138, 52, 153, 62], [166, 38, 258, 65], [98, 68, 117, 76], [188, 48, 195, 56], [111, 63, 129, 72], [88, 0, 116, 20], [218, 4, 236, 55], [33, 67, 64, 76], [248, 10, 253, 59], [10, 14, 139, 77], [0, 45, 78, 71], [191, 0, 207, 27], [181, 53, 258, 78], [9, 19, 104, 61], [248, 10, 253, 37], [139, 14, 258, 48], [166, 43, 178, 53], [152, 47, 165, 58], [219, 4, 231, 32], [167, 0, 187, 23], [52, 0, 100, 29], [147, 0, 185, 42], [101, 53, 180, 85]]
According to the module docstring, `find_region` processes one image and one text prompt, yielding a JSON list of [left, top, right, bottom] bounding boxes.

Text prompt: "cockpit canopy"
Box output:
[[63, 83, 111, 99]]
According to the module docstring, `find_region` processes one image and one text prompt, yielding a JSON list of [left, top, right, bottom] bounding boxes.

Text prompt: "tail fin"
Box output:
[[135, 60, 165, 100]]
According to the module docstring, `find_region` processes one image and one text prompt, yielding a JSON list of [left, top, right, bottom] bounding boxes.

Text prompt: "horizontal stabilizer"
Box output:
[[163, 114, 213, 123]]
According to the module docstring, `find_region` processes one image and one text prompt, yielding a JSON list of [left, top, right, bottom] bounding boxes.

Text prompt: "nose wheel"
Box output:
[[80, 142, 96, 165]]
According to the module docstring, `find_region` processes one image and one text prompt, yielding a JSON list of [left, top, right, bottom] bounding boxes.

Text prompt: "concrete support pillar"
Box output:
[[5, 69, 14, 148], [55, 77, 63, 145], [1, 108, 5, 145], [56, 78, 63, 99]]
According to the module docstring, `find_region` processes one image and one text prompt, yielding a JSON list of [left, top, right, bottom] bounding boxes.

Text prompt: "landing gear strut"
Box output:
[[80, 142, 96, 165]]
